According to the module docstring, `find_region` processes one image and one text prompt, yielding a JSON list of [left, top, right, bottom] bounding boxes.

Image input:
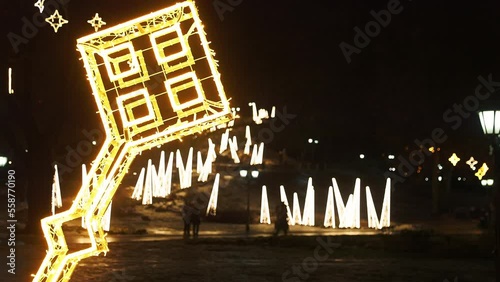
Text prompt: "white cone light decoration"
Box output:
[[292, 192, 302, 226], [279, 185, 293, 225], [132, 167, 145, 200], [323, 186, 335, 228], [366, 178, 391, 229], [260, 185, 271, 224], [206, 173, 220, 216], [52, 165, 63, 215], [142, 159, 153, 205], [302, 177, 315, 226]]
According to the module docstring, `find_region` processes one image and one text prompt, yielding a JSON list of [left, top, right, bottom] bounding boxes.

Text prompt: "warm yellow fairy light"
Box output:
[[45, 10, 68, 33], [448, 153, 460, 166], [33, 1, 233, 281], [466, 157, 478, 171], [34, 0, 45, 13], [475, 163, 489, 180], [87, 13, 106, 32]]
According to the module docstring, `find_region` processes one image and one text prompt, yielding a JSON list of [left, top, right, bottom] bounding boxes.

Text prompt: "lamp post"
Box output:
[[239, 168, 260, 234], [477, 108, 500, 280]]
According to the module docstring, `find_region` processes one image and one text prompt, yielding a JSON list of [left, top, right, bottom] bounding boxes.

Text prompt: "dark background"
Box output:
[[2, 0, 500, 231]]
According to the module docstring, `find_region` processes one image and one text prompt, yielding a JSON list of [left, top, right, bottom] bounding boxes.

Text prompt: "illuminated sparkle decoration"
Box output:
[[34, 0, 45, 13], [45, 10, 68, 33], [33, 1, 234, 281], [475, 163, 489, 180], [448, 153, 460, 166], [87, 13, 107, 32], [260, 185, 271, 224], [466, 157, 478, 171]]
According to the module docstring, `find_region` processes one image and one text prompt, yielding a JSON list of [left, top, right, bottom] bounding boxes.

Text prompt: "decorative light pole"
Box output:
[[239, 168, 260, 234], [477, 107, 500, 280]]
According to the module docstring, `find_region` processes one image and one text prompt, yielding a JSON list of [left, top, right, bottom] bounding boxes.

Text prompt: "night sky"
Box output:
[[3, 0, 500, 164]]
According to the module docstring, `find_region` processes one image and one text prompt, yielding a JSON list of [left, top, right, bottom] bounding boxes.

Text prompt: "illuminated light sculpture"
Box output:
[[8, 67, 14, 94], [101, 201, 112, 232], [260, 185, 271, 224], [232, 136, 238, 151], [228, 137, 240, 163], [475, 163, 489, 180], [466, 157, 478, 171], [142, 160, 153, 205], [51, 165, 63, 215], [164, 152, 174, 196], [333, 177, 361, 229], [206, 173, 220, 216], [244, 125, 252, 155], [33, 1, 234, 280], [220, 129, 229, 153], [323, 186, 335, 228], [87, 13, 106, 32], [131, 167, 145, 200], [301, 177, 315, 226], [45, 10, 68, 33], [250, 144, 259, 165], [155, 151, 167, 197], [365, 178, 391, 229], [448, 153, 460, 166], [176, 148, 194, 189], [196, 151, 204, 174], [271, 106, 276, 118], [198, 141, 216, 182], [34, 0, 45, 13], [256, 142, 264, 165], [292, 192, 302, 225], [279, 185, 293, 225]]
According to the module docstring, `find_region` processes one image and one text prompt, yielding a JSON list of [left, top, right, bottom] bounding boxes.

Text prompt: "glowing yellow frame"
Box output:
[[33, 1, 233, 281]]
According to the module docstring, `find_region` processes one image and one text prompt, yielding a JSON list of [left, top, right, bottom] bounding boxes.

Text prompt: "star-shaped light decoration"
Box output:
[[448, 153, 460, 166], [466, 157, 478, 171], [88, 13, 106, 32], [34, 0, 45, 13], [45, 10, 68, 33], [475, 163, 489, 180]]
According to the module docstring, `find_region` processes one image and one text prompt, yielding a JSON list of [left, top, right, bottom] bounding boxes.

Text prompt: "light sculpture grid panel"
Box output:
[[77, 2, 231, 141]]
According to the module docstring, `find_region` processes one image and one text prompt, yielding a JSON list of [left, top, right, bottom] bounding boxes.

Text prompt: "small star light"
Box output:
[[46, 10, 68, 33], [475, 163, 489, 180], [88, 13, 106, 32], [34, 0, 45, 13], [448, 153, 460, 166], [466, 157, 478, 171]]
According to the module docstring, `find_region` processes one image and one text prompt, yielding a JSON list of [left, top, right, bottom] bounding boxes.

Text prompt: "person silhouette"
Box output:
[[274, 201, 289, 236]]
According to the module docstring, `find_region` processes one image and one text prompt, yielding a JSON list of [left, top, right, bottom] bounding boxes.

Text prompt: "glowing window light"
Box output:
[[279, 185, 293, 225], [87, 13, 106, 32], [8, 68, 14, 94], [301, 177, 315, 226], [323, 186, 335, 228], [150, 23, 188, 66], [116, 88, 156, 128], [165, 72, 205, 112], [34, 0, 45, 13], [466, 157, 478, 171], [260, 185, 271, 224], [475, 163, 489, 180], [51, 165, 63, 215], [45, 10, 68, 33], [0, 156, 7, 167], [292, 192, 302, 226], [206, 173, 220, 216], [448, 153, 460, 166]]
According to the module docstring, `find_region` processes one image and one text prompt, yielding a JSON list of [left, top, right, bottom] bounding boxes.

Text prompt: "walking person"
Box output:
[[181, 200, 192, 238], [274, 201, 289, 236], [191, 203, 201, 238]]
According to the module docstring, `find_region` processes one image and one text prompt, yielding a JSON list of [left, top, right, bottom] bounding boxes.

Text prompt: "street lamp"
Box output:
[[239, 168, 260, 234], [477, 106, 500, 279]]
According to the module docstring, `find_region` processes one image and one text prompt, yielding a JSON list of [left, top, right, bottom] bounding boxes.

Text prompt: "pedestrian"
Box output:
[[274, 201, 289, 236], [181, 200, 192, 238], [191, 203, 201, 238]]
